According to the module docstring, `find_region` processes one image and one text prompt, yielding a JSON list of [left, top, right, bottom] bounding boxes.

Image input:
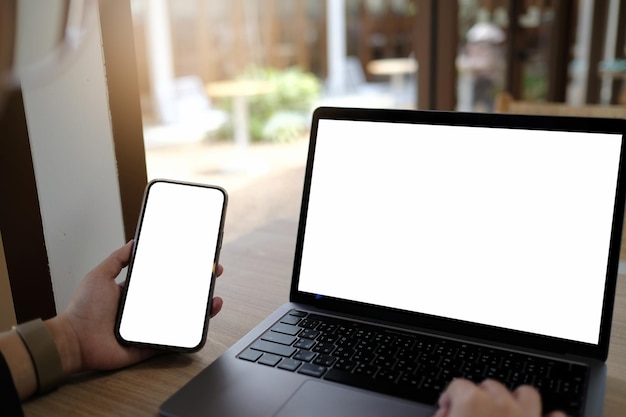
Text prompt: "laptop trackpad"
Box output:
[[273, 380, 436, 417]]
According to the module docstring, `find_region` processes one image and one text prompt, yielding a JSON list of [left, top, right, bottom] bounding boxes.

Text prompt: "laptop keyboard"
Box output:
[[237, 310, 588, 416]]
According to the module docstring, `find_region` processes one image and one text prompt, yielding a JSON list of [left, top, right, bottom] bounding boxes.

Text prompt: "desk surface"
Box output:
[[24, 219, 626, 416]]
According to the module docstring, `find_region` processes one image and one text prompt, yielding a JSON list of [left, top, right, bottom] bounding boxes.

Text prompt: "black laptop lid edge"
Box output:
[[289, 106, 626, 362]]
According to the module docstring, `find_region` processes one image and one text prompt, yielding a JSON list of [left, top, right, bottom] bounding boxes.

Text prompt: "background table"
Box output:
[[206, 80, 274, 172], [22, 219, 626, 416], [366, 57, 418, 106]]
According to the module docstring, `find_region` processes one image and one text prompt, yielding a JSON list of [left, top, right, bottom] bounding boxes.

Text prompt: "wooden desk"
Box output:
[[23, 219, 626, 416]]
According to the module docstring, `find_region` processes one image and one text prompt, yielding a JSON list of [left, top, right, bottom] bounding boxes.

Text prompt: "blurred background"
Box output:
[[3, 0, 626, 324], [129, 0, 626, 240]]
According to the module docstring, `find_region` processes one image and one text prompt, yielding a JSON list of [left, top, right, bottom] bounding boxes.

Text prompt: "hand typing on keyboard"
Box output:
[[434, 378, 567, 417], [239, 311, 585, 416]]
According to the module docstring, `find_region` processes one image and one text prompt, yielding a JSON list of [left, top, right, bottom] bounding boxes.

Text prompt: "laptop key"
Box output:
[[258, 354, 282, 367], [312, 341, 335, 354], [271, 323, 301, 336], [324, 369, 440, 405], [240, 313, 589, 416], [354, 363, 378, 377], [375, 369, 401, 383], [543, 395, 582, 417], [280, 315, 302, 325], [298, 363, 327, 377], [313, 354, 336, 367], [238, 349, 263, 362], [398, 373, 423, 388], [294, 350, 316, 362], [277, 358, 302, 371], [299, 318, 319, 329], [334, 358, 357, 372], [300, 329, 320, 339], [250, 340, 297, 357], [261, 331, 297, 346]]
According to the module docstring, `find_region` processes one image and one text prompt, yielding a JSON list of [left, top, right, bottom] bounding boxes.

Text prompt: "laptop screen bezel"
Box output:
[[290, 106, 626, 362]]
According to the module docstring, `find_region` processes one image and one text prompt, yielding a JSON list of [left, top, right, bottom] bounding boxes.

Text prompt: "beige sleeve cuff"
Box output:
[[14, 318, 64, 394]]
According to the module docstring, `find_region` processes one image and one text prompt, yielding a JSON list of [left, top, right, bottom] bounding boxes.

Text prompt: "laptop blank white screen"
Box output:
[[297, 119, 623, 345]]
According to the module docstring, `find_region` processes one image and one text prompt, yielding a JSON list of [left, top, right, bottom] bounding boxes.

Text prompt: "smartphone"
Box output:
[[115, 179, 228, 352]]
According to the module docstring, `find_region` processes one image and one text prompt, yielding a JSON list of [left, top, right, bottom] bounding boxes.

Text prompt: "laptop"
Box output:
[[161, 107, 626, 417]]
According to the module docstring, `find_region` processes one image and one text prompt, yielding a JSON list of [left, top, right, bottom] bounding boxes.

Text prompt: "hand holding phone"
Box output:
[[115, 179, 228, 352]]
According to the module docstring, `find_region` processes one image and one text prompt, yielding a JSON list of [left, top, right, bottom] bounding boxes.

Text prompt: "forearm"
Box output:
[[0, 316, 81, 400]]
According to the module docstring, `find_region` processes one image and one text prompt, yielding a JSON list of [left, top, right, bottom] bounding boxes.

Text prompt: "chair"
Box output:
[[144, 76, 227, 148], [343, 56, 391, 96], [495, 92, 626, 260]]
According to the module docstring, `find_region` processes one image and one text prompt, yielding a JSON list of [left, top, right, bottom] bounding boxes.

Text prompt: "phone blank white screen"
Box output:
[[118, 181, 225, 349], [297, 119, 622, 345]]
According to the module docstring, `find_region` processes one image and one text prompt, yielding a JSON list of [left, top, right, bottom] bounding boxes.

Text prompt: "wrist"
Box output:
[[45, 315, 82, 377]]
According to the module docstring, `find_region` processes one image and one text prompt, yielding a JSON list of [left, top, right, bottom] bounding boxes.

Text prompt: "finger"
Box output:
[[438, 378, 477, 409], [544, 411, 568, 417], [210, 297, 224, 317], [216, 264, 224, 277], [480, 379, 511, 397], [93, 240, 134, 279], [125, 344, 163, 364], [512, 385, 542, 417], [480, 379, 510, 394], [431, 405, 448, 417], [441, 378, 478, 399]]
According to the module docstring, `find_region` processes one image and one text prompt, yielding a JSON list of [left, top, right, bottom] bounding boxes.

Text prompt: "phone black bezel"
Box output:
[[114, 179, 228, 352]]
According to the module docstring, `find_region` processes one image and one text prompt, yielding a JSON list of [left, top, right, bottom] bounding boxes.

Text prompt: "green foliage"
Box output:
[[262, 111, 310, 144], [213, 67, 321, 143], [522, 72, 547, 101]]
